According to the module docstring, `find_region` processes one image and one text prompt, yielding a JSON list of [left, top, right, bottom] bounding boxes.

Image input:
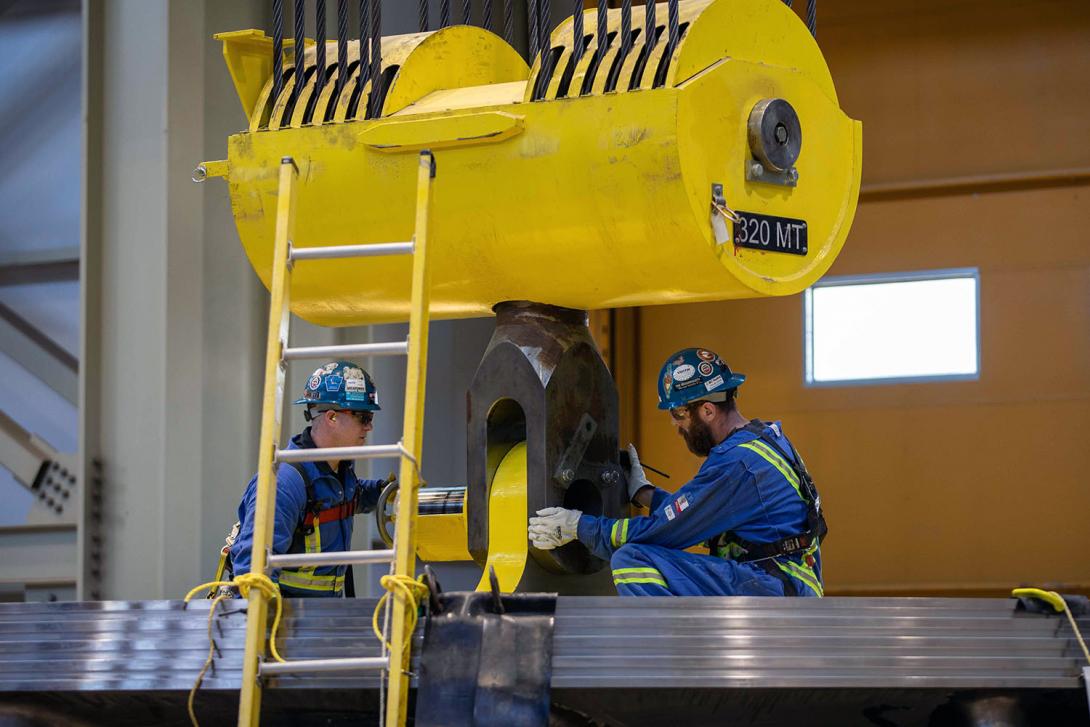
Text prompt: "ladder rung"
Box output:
[[291, 242, 413, 261], [260, 656, 389, 675], [283, 341, 408, 361], [276, 444, 404, 463], [268, 549, 395, 568]]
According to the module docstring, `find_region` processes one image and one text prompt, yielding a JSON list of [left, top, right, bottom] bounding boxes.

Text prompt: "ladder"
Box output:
[[236, 151, 436, 727]]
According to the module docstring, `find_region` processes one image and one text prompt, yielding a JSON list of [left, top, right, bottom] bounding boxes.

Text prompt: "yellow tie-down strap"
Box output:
[[412, 441, 529, 592], [475, 441, 528, 593]]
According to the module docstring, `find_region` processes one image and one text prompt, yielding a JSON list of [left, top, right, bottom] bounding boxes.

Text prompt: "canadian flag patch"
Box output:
[[675, 494, 689, 512]]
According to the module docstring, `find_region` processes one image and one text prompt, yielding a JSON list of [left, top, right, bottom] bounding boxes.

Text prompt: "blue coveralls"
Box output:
[[231, 428, 385, 597], [577, 421, 823, 597]]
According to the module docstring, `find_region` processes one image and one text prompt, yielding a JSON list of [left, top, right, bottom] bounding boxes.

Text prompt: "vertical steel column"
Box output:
[[236, 158, 298, 727]]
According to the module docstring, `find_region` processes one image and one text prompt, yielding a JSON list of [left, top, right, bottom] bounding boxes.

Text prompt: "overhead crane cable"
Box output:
[[596, 0, 608, 51], [272, 0, 285, 102], [783, 0, 792, 6], [503, 0, 514, 44], [620, 0, 632, 60], [357, 0, 370, 99], [336, 0, 349, 97], [571, 0, 585, 64], [315, 0, 327, 96], [535, 0, 553, 100], [418, 0, 429, 32], [806, 0, 816, 36], [368, 0, 382, 117], [483, 0, 493, 32], [293, 0, 306, 106], [440, 0, 451, 28], [643, 0, 656, 51], [527, 0, 539, 58], [463, 0, 472, 24], [667, 0, 679, 49]]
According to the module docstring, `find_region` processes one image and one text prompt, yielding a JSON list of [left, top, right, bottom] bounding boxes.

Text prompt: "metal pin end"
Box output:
[[191, 165, 207, 183]]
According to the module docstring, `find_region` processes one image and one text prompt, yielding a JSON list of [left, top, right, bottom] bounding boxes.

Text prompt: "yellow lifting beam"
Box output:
[[235, 152, 435, 727]]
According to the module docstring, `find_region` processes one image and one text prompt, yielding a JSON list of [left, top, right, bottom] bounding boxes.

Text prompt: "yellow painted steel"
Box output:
[[384, 152, 435, 727], [212, 0, 861, 327], [237, 159, 297, 727], [415, 511, 471, 562], [474, 441, 529, 592]]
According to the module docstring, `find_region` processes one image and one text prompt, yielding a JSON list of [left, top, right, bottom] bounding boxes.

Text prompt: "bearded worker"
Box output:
[[528, 348, 827, 597]]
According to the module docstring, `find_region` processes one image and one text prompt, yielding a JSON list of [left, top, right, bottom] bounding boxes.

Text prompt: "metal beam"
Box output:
[[0, 408, 78, 516], [0, 299, 77, 403], [0, 246, 80, 286]]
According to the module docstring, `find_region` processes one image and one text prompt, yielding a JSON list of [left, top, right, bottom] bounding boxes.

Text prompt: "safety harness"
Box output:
[[708, 420, 828, 596], [212, 462, 368, 597]]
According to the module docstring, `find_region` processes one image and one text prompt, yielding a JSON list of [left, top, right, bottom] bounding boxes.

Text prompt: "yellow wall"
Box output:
[[632, 0, 1090, 595]]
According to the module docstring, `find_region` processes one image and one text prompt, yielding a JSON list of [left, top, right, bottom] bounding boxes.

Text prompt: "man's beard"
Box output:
[[680, 416, 717, 457]]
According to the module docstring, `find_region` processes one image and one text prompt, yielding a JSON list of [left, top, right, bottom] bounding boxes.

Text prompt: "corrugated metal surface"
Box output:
[[0, 596, 1086, 725]]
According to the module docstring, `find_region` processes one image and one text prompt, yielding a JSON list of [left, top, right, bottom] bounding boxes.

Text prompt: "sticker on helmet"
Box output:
[[322, 363, 339, 373], [342, 366, 365, 380], [324, 374, 343, 392], [696, 349, 715, 362], [704, 374, 724, 391], [307, 375, 322, 391], [672, 364, 696, 382], [662, 372, 672, 395], [673, 356, 685, 366], [698, 361, 714, 376]]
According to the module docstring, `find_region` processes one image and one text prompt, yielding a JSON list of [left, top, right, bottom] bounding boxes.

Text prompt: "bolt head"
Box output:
[[751, 162, 764, 176], [559, 469, 575, 484]]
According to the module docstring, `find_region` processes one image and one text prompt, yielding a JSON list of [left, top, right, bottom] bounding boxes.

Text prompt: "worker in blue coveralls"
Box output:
[[528, 347, 827, 597], [226, 361, 389, 597]]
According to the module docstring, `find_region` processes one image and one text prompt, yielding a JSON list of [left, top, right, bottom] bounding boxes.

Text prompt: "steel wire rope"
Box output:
[[336, 0, 349, 97], [272, 0, 285, 104], [571, 0, 585, 66], [419, 0, 429, 31], [527, 0, 539, 58], [356, 0, 371, 116], [368, 0, 382, 117], [463, 0, 472, 24], [620, 0, 632, 61], [483, 0, 493, 31], [643, 0, 655, 52], [783, 0, 792, 6], [667, 0, 679, 49], [806, 0, 815, 36], [440, 0, 451, 27], [596, 0, 607, 50], [293, 0, 306, 108], [535, 0, 552, 98], [503, 0, 514, 44], [315, 0, 326, 97]]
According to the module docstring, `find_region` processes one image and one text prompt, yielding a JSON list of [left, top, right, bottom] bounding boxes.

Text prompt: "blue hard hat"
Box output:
[[656, 348, 745, 410], [294, 361, 380, 411]]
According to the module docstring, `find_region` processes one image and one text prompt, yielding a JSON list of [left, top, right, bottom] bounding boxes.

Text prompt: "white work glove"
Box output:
[[528, 507, 582, 550], [626, 443, 654, 504]]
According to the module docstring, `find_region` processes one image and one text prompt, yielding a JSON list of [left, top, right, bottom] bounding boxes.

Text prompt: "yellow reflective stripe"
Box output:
[[613, 576, 668, 587], [620, 519, 629, 545], [612, 567, 661, 576], [278, 569, 345, 592], [739, 441, 802, 499], [776, 559, 823, 597], [610, 521, 619, 547], [610, 519, 632, 547], [304, 514, 321, 553]]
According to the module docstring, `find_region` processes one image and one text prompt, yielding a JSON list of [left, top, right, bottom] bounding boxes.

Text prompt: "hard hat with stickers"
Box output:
[[293, 360, 381, 412], [656, 348, 746, 410]]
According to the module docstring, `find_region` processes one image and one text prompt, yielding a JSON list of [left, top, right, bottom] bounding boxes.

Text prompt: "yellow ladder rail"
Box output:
[[236, 152, 436, 727]]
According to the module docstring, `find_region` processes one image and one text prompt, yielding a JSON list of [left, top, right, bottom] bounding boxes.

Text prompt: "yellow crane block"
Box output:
[[209, 0, 861, 326]]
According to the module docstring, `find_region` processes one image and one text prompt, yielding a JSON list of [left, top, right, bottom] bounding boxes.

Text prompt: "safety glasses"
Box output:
[[340, 409, 374, 425]]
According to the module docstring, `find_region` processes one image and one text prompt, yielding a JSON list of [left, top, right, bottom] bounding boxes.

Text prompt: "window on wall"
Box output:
[[804, 269, 980, 385]]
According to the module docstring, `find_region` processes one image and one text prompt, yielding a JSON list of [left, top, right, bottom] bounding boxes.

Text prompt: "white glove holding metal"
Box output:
[[626, 443, 654, 503], [527, 507, 582, 550]]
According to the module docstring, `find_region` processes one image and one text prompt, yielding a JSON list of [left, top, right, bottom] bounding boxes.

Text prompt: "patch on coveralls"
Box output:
[[307, 375, 322, 390], [675, 494, 689, 512], [696, 349, 715, 361], [698, 361, 714, 377], [664, 505, 675, 520], [672, 364, 696, 382], [325, 374, 344, 392], [705, 374, 724, 391]]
